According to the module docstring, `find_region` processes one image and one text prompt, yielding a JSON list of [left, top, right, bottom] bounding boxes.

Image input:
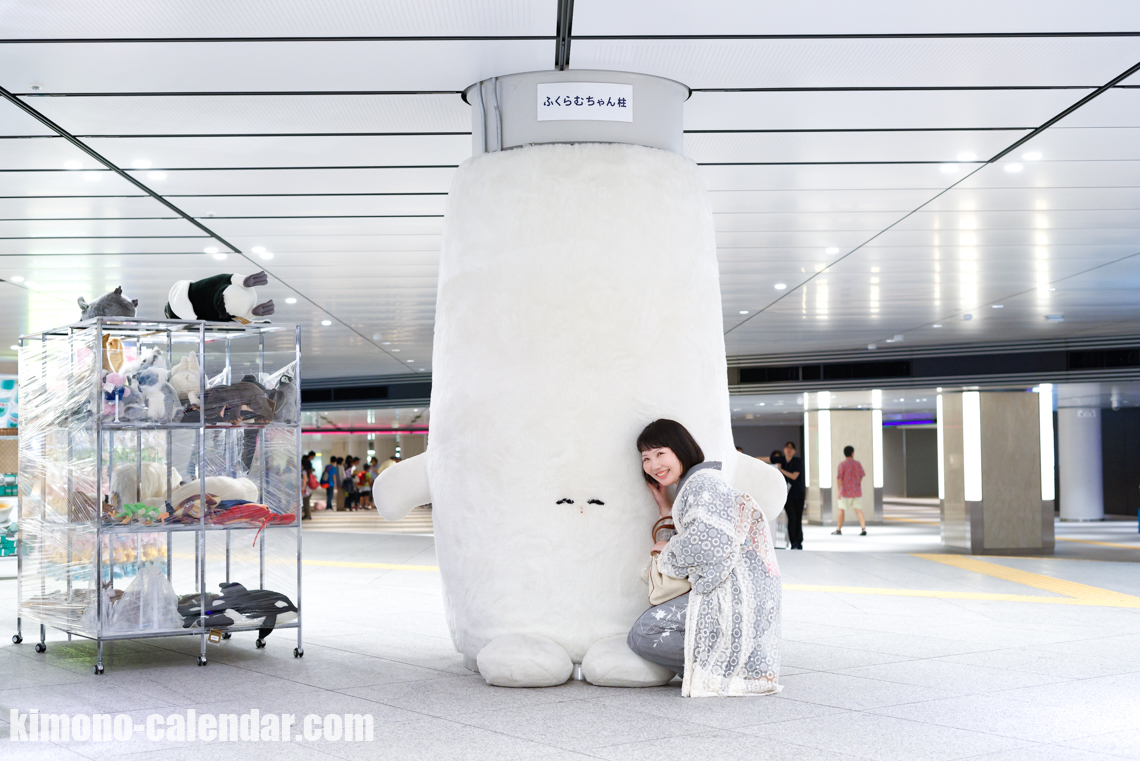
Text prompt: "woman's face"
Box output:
[[642, 447, 683, 487]]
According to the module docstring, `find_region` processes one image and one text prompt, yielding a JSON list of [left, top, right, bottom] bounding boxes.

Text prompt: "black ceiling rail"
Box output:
[[0, 83, 242, 253], [725, 56, 1140, 340], [987, 58, 1140, 162], [571, 31, 1140, 40], [0, 35, 554, 43], [555, 0, 574, 70]]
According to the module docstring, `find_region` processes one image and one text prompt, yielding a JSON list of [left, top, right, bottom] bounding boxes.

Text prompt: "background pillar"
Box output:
[[829, 410, 883, 525], [938, 391, 1052, 555], [1058, 385, 1104, 521]]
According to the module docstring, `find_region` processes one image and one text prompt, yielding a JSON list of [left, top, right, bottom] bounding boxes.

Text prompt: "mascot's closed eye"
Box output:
[[555, 498, 575, 505]]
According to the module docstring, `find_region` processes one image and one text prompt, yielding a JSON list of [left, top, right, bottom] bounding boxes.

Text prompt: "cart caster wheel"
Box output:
[[94, 664, 104, 675], [255, 639, 265, 649], [12, 634, 22, 644], [222, 632, 231, 640], [293, 648, 303, 658], [197, 656, 207, 667], [34, 642, 46, 653]]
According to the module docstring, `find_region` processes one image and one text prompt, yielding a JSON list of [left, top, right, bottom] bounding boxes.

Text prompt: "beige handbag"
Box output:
[[647, 517, 691, 605]]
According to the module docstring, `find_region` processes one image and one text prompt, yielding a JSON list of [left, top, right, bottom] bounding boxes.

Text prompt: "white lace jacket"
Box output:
[[657, 462, 782, 697]]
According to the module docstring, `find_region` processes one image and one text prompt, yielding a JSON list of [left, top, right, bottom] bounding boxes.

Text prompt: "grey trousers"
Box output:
[[627, 593, 689, 675]]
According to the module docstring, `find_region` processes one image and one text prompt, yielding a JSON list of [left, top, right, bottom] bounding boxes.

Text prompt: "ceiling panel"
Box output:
[[0, 100, 56, 136], [0, 170, 144, 196], [713, 211, 901, 232], [129, 167, 457, 195], [223, 234, 441, 253], [571, 37, 1140, 90], [87, 135, 472, 169], [921, 186, 1140, 212], [699, 163, 953, 191], [573, 0, 1140, 35], [0, 40, 552, 93], [1006, 127, 1140, 161], [1052, 87, 1140, 128], [0, 218, 203, 237], [0, 137, 101, 169], [684, 89, 1086, 131], [0, 238, 209, 255], [954, 159, 1140, 189], [206, 216, 444, 238], [707, 188, 934, 213], [685, 129, 1022, 164], [174, 194, 447, 218], [0, 195, 166, 218], [27, 93, 472, 135], [3, 0, 556, 37]]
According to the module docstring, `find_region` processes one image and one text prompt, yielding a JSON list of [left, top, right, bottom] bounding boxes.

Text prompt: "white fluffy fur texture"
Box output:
[[580, 635, 675, 687], [111, 463, 182, 503], [476, 633, 573, 687], [373, 452, 430, 521], [732, 451, 789, 524], [429, 143, 744, 665]]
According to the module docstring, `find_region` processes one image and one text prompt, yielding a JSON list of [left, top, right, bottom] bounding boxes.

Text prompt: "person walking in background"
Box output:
[[321, 456, 339, 512], [833, 445, 867, 536], [761, 442, 804, 550], [301, 451, 316, 520]]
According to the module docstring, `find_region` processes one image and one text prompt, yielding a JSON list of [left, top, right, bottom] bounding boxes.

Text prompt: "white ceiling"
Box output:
[[1, 1, 1139, 382]]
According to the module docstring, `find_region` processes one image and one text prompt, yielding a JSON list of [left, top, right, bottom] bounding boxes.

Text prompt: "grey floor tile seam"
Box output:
[[591, 727, 865, 758], [277, 640, 472, 679]]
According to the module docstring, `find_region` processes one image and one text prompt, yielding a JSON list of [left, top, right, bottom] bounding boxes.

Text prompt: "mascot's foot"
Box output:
[[581, 635, 675, 687], [475, 633, 573, 688]]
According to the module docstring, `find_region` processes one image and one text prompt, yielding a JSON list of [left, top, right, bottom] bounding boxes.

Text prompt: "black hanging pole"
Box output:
[[555, 0, 574, 70]]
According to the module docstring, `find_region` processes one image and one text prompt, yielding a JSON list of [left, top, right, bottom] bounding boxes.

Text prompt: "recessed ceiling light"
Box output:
[[382, 342, 391, 345], [940, 164, 959, 173], [285, 297, 297, 304], [867, 343, 877, 350], [131, 159, 152, 169], [24, 281, 36, 287], [321, 320, 332, 326], [932, 323, 942, 328], [739, 310, 749, 315], [962, 314, 973, 321], [1045, 314, 1064, 322], [825, 247, 839, 254], [10, 276, 23, 283], [64, 161, 83, 170], [957, 152, 978, 162], [28, 84, 42, 91], [252, 246, 266, 254], [992, 304, 1003, 309], [392, 349, 400, 352], [1004, 163, 1023, 173], [212, 253, 228, 261], [407, 359, 415, 363], [8, 345, 17, 351], [871, 266, 880, 273], [204, 246, 218, 254], [774, 283, 787, 290], [147, 171, 166, 181], [258, 251, 273, 260], [1022, 151, 1042, 161]]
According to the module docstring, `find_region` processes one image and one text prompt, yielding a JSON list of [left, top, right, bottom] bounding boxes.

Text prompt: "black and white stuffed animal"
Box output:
[[164, 272, 275, 324], [79, 286, 138, 319]]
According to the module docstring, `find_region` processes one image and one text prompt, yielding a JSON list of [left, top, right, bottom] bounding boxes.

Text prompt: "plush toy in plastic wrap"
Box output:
[[100, 371, 134, 422], [169, 352, 202, 405], [124, 349, 183, 423], [79, 286, 137, 319], [373, 143, 787, 689], [164, 271, 275, 324], [179, 582, 297, 641], [108, 565, 183, 633]]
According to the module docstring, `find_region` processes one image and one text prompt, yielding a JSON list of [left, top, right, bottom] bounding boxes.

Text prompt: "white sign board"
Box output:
[[537, 83, 633, 122]]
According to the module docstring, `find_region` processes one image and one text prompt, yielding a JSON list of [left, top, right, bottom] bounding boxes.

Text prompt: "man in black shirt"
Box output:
[[764, 441, 805, 550]]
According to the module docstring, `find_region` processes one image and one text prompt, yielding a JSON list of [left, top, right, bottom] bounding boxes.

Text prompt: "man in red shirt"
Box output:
[[833, 445, 867, 536]]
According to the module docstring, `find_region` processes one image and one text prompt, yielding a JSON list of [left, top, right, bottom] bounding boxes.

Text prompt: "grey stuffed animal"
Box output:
[[79, 287, 138, 319]]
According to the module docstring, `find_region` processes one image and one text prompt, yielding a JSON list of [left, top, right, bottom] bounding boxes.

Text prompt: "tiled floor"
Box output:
[[2, 519, 1139, 760]]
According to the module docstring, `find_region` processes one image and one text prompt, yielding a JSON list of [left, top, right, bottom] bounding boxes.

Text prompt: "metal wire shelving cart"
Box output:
[[12, 317, 302, 674]]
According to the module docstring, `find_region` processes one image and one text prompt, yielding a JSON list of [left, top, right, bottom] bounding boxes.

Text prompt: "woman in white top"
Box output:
[[629, 419, 782, 697]]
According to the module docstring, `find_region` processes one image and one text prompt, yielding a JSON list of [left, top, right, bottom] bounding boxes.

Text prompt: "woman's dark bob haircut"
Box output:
[[637, 419, 705, 479]]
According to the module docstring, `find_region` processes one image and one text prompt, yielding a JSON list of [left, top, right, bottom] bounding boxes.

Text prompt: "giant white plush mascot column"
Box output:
[[376, 71, 785, 688]]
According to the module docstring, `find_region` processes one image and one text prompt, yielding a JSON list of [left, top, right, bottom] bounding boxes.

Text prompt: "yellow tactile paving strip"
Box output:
[[296, 555, 1140, 608], [912, 553, 1140, 608]]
